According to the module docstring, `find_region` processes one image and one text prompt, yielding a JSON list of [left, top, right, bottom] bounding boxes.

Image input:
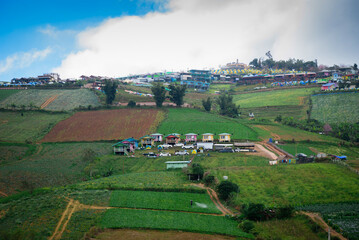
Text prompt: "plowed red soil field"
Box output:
[[41, 109, 160, 142]]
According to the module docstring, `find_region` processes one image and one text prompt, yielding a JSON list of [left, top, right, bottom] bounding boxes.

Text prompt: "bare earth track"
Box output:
[[300, 211, 347, 240], [40, 95, 59, 109]]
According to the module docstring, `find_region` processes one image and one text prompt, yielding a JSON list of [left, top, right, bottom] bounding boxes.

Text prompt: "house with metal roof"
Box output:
[[150, 133, 164, 142], [165, 161, 191, 169], [202, 133, 214, 142], [185, 133, 197, 142], [218, 133, 231, 142]]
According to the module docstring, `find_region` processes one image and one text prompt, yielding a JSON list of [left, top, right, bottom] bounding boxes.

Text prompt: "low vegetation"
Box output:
[[0, 111, 70, 143], [0, 89, 100, 111], [109, 190, 221, 214], [233, 87, 318, 108], [312, 92, 359, 124], [299, 203, 359, 240], [101, 208, 253, 238]]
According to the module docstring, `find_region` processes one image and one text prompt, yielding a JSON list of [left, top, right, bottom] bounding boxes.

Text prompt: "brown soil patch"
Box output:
[[0, 190, 8, 197], [298, 96, 306, 105], [41, 109, 160, 142], [40, 95, 59, 109], [300, 211, 347, 240], [255, 125, 281, 140], [253, 144, 278, 160], [0, 209, 7, 219], [95, 229, 236, 240]]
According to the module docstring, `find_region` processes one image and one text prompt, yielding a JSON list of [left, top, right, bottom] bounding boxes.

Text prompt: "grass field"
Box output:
[[209, 163, 359, 206], [0, 111, 70, 142], [101, 208, 253, 238], [0, 89, 22, 101], [109, 190, 221, 214], [241, 105, 307, 120], [41, 109, 163, 142], [311, 92, 359, 124], [279, 143, 316, 156], [0, 89, 100, 111], [157, 108, 258, 141], [233, 87, 319, 108], [254, 215, 327, 240], [251, 123, 339, 142]]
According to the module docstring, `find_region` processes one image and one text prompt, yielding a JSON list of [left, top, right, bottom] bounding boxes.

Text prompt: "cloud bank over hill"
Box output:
[[53, 0, 359, 78]]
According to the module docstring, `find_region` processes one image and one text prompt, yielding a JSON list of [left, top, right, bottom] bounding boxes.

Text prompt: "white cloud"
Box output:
[[53, 0, 359, 78], [0, 48, 52, 74], [38, 24, 77, 38]]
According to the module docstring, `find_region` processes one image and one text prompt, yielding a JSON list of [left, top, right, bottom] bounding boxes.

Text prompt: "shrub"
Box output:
[[276, 206, 294, 219], [203, 175, 215, 186], [127, 100, 136, 107], [241, 203, 266, 221], [239, 220, 255, 233], [217, 181, 239, 201]]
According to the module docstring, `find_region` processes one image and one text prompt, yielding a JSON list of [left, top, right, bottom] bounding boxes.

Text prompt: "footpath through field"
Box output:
[[300, 211, 347, 240], [40, 95, 59, 109], [50, 191, 233, 240]]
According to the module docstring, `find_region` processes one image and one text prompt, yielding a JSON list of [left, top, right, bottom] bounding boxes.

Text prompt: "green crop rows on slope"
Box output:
[[101, 208, 253, 238], [110, 190, 221, 214]]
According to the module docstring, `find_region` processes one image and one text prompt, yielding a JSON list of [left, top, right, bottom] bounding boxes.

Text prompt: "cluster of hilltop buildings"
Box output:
[[3, 60, 358, 90]]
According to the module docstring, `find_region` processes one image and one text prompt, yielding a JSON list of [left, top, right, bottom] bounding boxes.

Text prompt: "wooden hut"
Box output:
[[140, 135, 155, 147], [165, 134, 180, 145]]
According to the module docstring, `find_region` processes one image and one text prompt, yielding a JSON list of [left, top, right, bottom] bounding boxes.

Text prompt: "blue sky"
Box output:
[[1, 0, 358, 80], [0, 0, 166, 81]]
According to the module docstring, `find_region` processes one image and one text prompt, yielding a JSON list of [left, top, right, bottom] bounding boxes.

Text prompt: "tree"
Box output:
[[354, 63, 358, 70], [151, 83, 167, 107], [191, 163, 204, 180], [103, 80, 118, 105], [202, 97, 212, 112], [249, 58, 260, 68], [216, 93, 239, 118], [216, 180, 239, 201], [168, 84, 187, 107]]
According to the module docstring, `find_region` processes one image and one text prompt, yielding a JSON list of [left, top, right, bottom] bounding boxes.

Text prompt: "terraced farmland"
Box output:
[[41, 109, 163, 142], [0, 89, 100, 111]]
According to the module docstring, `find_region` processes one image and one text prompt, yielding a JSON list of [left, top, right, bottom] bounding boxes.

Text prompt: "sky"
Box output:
[[0, 0, 358, 80]]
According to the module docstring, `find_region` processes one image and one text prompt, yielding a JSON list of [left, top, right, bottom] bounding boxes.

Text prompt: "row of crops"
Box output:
[[299, 203, 359, 239], [0, 89, 100, 111]]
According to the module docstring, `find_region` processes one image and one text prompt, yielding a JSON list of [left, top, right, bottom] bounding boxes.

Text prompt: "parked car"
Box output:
[[159, 152, 171, 157], [159, 144, 172, 148], [175, 151, 189, 156], [143, 152, 157, 158], [219, 148, 234, 153], [174, 143, 184, 147], [182, 144, 194, 149]]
